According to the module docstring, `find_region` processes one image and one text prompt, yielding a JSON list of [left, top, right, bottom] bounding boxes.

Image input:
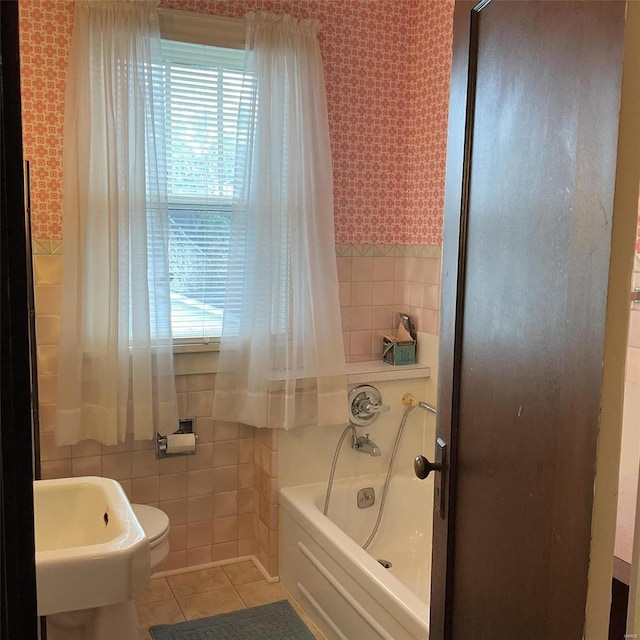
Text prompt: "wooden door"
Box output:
[[0, 1, 39, 638], [432, 1, 636, 638]]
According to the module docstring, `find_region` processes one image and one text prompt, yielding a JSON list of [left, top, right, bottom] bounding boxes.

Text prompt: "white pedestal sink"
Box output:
[[34, 476, 150, 639]]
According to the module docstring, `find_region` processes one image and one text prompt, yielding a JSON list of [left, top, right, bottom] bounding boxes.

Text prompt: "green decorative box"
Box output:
[[382, 338, 416, 365]]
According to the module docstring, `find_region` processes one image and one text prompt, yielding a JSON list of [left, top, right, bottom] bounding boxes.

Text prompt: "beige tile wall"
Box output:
[[338, 252, 441, 363], [33, 245, 262, 573], [33, 241, 443, 576], [254, 429, 279, 577]]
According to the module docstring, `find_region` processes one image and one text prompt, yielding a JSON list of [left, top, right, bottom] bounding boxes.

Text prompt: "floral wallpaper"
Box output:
[[19, 0, 74, 240], [18, 0, 454, 245]]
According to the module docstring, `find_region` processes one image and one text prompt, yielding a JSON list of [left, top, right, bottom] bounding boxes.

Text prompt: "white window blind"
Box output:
[[159, 36, 248, 342]]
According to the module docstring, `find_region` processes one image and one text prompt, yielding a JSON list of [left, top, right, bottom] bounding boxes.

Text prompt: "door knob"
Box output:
[[416, 438, 447, 519], [414, 454, 442, 479]]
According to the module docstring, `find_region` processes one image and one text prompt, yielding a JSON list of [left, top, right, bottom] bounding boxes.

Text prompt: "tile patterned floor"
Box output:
[[136, 560, 327, 639]]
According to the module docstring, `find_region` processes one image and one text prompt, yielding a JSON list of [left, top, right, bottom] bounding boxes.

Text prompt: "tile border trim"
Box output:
[[335, 244, 442, 258], [33, 239, 444, 259], [33, 239, 62, 255], [39, 240, 640, 271]]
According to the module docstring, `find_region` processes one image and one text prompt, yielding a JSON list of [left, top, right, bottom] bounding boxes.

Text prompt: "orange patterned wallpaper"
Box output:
[[18, 0, 454, 244], [19, 0, 74, 240], [411, 0, 454, 247]]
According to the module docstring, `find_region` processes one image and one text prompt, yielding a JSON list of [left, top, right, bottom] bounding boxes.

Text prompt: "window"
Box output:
[[159, 11, 247, 344]]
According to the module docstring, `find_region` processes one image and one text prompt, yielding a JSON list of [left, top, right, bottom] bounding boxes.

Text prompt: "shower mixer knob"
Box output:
[[358, 398, 390, 415], [348, 384, 389, 426]]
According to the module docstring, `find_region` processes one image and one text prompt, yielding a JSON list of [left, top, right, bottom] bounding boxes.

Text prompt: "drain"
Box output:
[[357, 487, 375, 509], [378, 559, 392, 569]]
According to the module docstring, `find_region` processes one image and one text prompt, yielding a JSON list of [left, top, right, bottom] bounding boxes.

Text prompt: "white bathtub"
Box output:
[[279, 471, 433, 640]]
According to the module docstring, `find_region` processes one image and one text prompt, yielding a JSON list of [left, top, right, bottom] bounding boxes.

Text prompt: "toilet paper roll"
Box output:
[[165, 433, 196, 454]]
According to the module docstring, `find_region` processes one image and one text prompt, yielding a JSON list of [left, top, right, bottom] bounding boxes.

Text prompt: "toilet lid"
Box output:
[[132, 504, 169, 543]]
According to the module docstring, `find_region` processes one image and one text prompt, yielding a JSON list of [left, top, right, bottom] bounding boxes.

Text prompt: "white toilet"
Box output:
[[131, 504, 170, 573]]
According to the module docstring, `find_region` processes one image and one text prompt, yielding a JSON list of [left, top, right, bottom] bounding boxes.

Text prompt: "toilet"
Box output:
[[132, 503, 170, 573]]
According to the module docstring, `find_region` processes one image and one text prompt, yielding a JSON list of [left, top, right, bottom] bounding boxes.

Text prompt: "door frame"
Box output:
[[604, 2, 640, 637], [0, 1, 39, 637]]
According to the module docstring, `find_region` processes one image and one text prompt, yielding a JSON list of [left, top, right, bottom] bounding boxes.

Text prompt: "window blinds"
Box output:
[[159, 38, 248, 342]]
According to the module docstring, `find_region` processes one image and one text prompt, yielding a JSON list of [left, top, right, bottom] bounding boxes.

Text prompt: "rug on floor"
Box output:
[[149, 599, 316, 640]]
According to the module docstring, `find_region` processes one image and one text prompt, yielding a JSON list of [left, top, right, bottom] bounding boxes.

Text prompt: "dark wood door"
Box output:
[[0, 1, 39, 638], [432, 1, 630, 638]]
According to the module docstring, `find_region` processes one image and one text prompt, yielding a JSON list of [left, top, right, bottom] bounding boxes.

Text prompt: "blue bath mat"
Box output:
[[149, 599, 316, 640]]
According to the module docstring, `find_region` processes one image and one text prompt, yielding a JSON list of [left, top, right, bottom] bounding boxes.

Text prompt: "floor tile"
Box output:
[[137, 597, 185, 627], [234, 579, 290, 608], [135, 577, 174, 606], [221, 560, 264, 585], [135, 562, 325, 639], [166, 566, 230, 598], [177, 586, 246, 621]]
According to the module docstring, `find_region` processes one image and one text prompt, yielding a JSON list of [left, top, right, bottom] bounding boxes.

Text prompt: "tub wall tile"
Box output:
[[339, 249, 442, 362]]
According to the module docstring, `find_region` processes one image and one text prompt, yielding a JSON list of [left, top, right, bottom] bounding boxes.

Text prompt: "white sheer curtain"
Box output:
[[56, 0, 178, 446], [213, 11, 348, 430]]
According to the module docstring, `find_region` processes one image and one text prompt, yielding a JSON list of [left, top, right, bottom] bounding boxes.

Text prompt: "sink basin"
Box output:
[[34, 476, 149, 616]]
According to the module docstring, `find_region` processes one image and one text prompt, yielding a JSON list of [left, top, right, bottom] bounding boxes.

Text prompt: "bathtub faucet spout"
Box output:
[[353, 433, 381, 456]]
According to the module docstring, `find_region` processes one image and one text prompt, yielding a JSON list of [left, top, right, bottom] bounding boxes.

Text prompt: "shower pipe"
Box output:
[[323, 423, 355, 517], [361, 403, 414, 550], [323, 393, 437, 551]]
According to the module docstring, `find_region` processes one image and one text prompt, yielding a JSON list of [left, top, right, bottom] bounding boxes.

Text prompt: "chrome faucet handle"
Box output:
[[358, 399, 390, 415]]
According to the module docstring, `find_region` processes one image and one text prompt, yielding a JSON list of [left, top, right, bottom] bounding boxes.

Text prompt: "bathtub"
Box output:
[[279, 471, 433, 640]]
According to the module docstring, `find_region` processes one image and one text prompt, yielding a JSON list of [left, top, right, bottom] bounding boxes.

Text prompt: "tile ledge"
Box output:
[[345, 361, 430, 384]]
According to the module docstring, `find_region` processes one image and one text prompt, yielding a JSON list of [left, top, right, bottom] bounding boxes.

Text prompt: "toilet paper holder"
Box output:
[[156, 417, 198, 458]]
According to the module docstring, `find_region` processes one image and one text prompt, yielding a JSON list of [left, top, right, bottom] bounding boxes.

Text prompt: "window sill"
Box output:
[[173, 346, 219, 376], [173, 340, 220, 354], [345, 361, 431, 385], [172, 342, 431, 383]]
